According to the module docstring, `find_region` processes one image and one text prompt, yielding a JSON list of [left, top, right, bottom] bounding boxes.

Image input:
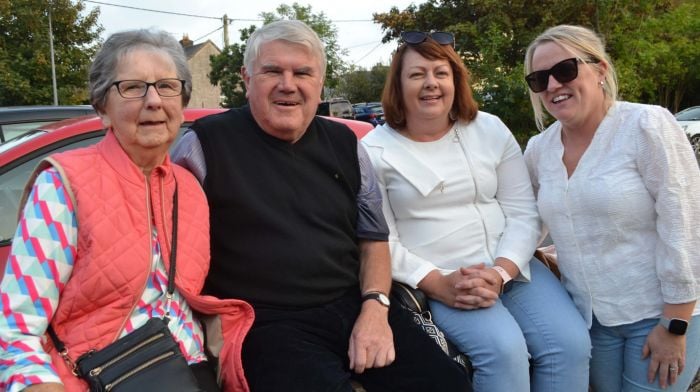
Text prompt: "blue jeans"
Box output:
[[429, 259, 591, 392], [590, 314, 700, 391]]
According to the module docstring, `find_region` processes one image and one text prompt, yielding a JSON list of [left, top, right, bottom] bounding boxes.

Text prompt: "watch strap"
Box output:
[[362, 291, 390, 307], [492, 266, 512, 295], [659, 316, 689, 335]]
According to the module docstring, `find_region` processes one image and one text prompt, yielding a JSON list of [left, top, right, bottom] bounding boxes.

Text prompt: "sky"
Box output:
[[82, 0, 420, 69]]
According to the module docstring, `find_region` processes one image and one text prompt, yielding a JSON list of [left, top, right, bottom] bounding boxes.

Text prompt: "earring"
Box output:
[[599, 80, 604, 86], [449, 111, 457, 121]]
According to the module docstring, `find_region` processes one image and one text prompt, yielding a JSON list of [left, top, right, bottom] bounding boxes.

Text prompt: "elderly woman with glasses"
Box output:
[[0, 30, 253, 392], [523, 25, 700, 391], [362, 31, 590, 391]]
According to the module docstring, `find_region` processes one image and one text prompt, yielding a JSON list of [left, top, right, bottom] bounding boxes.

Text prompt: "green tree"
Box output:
[[373, 0, 697, 145], [209, 2, 348, 107], [336, 63, 389, 103], [605, 1, 699, 111], [0, 0, 102, 105], [209, 26, 255, 108]]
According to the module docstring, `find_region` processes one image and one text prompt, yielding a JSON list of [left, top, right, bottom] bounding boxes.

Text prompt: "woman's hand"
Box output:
[[23, 383, 65, 392], [418, 266, 499, 309], [454, 264, 500, 308], [642, 324, 686, 388]]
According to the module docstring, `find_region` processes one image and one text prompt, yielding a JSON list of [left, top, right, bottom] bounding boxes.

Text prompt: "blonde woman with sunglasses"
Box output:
[[524, 25, 700, 391], [362, 31, 590, 391]]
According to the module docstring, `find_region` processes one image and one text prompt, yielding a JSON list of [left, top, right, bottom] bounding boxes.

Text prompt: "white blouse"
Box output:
[[524, 101, 700, 327], [362, 112, 540, 288]]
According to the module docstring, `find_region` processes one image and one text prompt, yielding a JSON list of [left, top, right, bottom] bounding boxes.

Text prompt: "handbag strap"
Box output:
[[47, 180, 179, 368], [163, 181, 178, 318]]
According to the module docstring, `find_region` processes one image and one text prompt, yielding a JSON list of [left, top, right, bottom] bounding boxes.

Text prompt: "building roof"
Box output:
[[180, 36, 221, 59]]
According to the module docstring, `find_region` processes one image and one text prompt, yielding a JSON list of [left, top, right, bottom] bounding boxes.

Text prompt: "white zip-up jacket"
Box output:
[[362, 111, 540, 288]]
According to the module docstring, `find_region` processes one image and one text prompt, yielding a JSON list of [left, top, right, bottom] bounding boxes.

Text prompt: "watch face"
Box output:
[[669, 319, 688, 335], [363, 292, 390, 307], [377, 293, 390, 307]]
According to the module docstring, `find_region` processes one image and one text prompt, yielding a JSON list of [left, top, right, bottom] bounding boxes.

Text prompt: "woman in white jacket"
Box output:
[[362, 31, 590, 391]]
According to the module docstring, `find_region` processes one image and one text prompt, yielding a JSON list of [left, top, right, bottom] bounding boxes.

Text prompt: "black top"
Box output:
[[192, 107, 362, 309]]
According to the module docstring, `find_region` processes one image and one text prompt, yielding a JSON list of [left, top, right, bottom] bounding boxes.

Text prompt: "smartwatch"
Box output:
[[659, 317, 689, 335], [362, 291, 390, 308], [492, 266, 513, 294]]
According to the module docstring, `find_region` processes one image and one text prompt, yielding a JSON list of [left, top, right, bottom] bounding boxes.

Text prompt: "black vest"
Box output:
[[192, 107, 361, 308]]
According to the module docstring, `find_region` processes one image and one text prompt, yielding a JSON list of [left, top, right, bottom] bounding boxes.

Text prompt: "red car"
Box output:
[[0, 109, 373, 274]]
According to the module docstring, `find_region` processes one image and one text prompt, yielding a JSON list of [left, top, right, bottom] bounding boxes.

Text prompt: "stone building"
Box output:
[[180, 35, 222, 108]]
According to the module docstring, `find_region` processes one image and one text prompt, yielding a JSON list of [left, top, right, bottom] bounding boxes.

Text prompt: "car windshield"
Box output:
[[676, 107, 700, 121]]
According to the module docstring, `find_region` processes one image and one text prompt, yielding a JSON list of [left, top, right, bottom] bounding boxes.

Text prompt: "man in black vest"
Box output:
[[172, 20, 470, 391]]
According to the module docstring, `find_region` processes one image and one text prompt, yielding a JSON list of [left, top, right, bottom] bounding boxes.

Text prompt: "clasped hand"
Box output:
[[432, 264, 501, 309]]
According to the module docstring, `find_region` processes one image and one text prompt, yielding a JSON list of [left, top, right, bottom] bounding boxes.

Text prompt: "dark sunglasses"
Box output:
[[525, 57, 599, 93], [401, 31, 455, 47]]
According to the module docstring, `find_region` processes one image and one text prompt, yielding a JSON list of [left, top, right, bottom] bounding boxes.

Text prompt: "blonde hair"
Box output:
[[524, 25, 618, 131]]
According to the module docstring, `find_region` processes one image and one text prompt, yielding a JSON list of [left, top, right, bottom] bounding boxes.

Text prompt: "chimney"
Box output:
[[180, 34, 193, 48]]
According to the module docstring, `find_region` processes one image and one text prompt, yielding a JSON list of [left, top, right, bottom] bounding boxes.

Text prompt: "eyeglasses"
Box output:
[[401, 31, 455, 47], [525, 57, 599, 93], [111, 78, 185, 98]]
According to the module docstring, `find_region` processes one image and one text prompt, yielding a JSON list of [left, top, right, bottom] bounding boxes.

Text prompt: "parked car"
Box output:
[[353, 104, 385, 127], [0, 109, 373, 271], [316, 98, 354, 119], [0, 105, 95, 143], [675, 105, 700, 157]]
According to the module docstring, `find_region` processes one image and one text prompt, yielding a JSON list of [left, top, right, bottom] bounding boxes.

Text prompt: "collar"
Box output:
[[363, 124, 444, 196], [97, 129, 173, 184]]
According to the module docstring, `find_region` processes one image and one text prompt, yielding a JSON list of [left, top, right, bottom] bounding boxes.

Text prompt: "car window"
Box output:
[[0, 121, 58, 142], [0, 125, 193, 245], [0, 135, 103, 243], [330, 102, 353, 118], [675, 107, 700, 121]]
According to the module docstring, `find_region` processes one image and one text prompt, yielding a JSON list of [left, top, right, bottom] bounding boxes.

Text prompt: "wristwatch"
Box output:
[[492, 266, 513, 294], [659, 316, 689, 335], [362, 291, 390, 308]]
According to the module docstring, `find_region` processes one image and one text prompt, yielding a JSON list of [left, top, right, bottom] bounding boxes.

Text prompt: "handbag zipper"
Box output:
[[88, 332, 165, 376], [396, 283, 424, 313], [104, 351, 175, 391]]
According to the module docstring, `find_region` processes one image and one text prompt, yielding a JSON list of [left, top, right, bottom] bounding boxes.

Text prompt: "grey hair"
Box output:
[[89, 29, 192, 111], [243, 20, 326, 77], [524, 25, 618, 131]]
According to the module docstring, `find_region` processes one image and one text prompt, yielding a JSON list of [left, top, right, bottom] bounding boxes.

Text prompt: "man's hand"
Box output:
[[23, 383, 65, 392], [348, 299, 395, 374]]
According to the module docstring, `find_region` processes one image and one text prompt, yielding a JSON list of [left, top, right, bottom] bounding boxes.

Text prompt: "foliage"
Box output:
[[335, 63, 389, 104], [0, 0, 102, 106], [373, 0, 699, 146], [209, 26, 254, 108], [606, 1, 699, 111], [209, 2, 348, 107]]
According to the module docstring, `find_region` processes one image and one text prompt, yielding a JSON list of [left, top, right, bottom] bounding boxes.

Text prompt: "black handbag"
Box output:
[[390, 281, 472, 375], [48, 184, 202, 392]]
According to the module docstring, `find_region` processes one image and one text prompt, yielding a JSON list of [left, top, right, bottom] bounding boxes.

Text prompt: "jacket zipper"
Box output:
[[454, 129, 495, 260], [112, 175, 154, 342]]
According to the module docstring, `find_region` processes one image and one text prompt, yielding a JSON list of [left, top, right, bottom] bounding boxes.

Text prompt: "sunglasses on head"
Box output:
[[401, 31, 455, 47], [525, 57, 599, 93]]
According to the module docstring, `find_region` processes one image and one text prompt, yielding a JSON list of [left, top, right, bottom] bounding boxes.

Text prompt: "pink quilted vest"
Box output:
[[23, 131, 253, 391]]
